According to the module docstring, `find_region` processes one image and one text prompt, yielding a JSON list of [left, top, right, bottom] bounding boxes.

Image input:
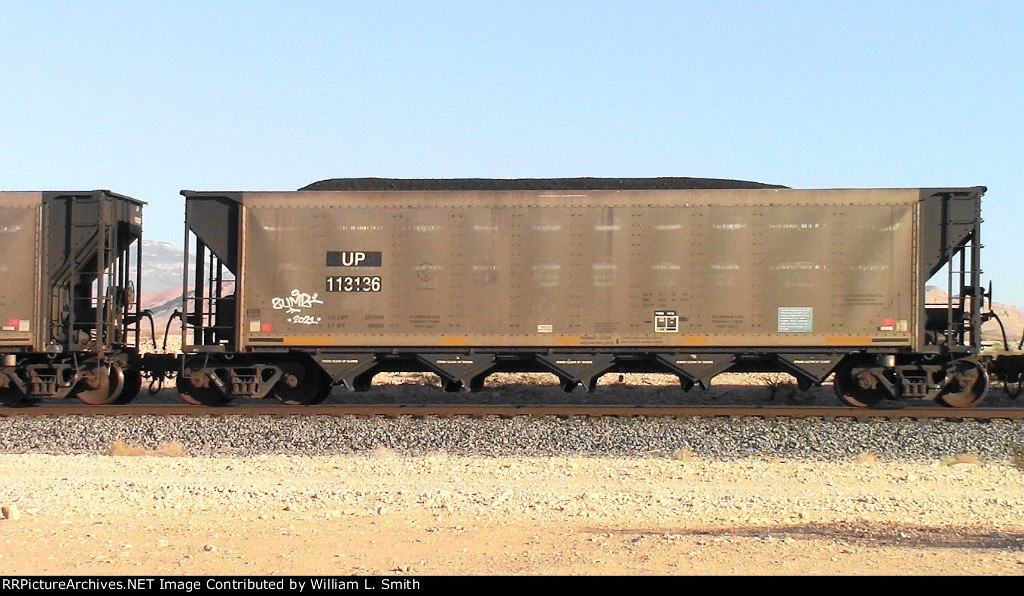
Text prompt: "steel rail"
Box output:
[[2, 404, 1023, 420]]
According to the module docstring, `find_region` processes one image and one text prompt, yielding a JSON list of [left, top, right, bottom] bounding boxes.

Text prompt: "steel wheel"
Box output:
[[112, 368, 142, 404], [833, 361, 886, 408], [270, 358, 330, 405], [74, 365, 125, 405], [936, 360, 989, 408], [176, 358, 231, 406]]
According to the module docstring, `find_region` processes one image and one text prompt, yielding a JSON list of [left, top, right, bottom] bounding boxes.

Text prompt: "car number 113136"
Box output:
[[326, 276, 382, 292]]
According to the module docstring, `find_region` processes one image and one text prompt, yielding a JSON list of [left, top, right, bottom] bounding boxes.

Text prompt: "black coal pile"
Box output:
[[299, 177, 788, 192]]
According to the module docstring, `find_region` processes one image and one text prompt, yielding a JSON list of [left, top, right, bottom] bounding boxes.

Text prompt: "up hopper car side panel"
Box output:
[[235, 188, 920, 351]]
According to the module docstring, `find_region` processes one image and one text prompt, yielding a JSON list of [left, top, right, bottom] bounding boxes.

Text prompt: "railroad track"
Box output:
[[3, 403, 1023, 420]]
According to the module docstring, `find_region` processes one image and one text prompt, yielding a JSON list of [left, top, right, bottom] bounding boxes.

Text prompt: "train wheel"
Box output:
[[270, 358, 330, 405], [112, 368, 143, 405], [176, 358, 230, 406], [74, 365, 125, 405], [833, 362, 885, 408], [936, 361, 989, 408]]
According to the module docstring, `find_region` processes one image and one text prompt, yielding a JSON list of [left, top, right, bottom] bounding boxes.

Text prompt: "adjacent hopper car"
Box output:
[[0, 191, 146, 406], [0, 179, 1014, 408]]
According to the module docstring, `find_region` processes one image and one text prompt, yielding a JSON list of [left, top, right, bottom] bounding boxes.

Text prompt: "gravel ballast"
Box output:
[[0, 414, 1021, 463]]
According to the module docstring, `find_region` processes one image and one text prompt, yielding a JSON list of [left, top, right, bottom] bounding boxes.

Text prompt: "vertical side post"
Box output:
[[944, 194, 953, 352], [970, 194, 983, 350], [181, 219, 191, 343]]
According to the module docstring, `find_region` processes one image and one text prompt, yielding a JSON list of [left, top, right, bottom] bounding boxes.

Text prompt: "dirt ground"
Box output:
[[1, 451, 1023, 576]]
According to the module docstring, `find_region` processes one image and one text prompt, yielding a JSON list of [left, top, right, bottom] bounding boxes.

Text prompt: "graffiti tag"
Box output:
[[272, 289, 324, 314], [288, 315, 322, 325]]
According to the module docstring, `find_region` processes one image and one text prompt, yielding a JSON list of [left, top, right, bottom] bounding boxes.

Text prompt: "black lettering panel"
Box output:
[[327, 251, 383, 267]]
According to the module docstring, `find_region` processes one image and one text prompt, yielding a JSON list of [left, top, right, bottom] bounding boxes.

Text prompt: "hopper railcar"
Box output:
[[0, 191, 148, 406], [175, 179, 992, 408]]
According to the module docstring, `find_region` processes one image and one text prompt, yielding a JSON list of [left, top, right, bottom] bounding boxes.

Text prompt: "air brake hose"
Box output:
[[162, 310, 183, 352]]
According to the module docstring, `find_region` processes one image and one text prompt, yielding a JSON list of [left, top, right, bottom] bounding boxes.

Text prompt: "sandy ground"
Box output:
[[1, 452, 1023, 576]]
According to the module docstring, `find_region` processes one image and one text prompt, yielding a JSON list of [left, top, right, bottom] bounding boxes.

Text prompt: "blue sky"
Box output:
[[3, 1, 1022, 304]]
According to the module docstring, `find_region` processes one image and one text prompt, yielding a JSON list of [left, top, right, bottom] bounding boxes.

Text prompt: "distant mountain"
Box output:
[[135, 240, 193, 335], [135, 240, 191, 294]]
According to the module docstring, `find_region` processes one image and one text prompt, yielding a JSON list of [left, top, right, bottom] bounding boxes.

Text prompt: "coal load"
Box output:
[[298, 177, 788, 192]]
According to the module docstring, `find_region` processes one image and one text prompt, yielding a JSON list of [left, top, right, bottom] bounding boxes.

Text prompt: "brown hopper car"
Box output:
[[175, 179, 992, 408]]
